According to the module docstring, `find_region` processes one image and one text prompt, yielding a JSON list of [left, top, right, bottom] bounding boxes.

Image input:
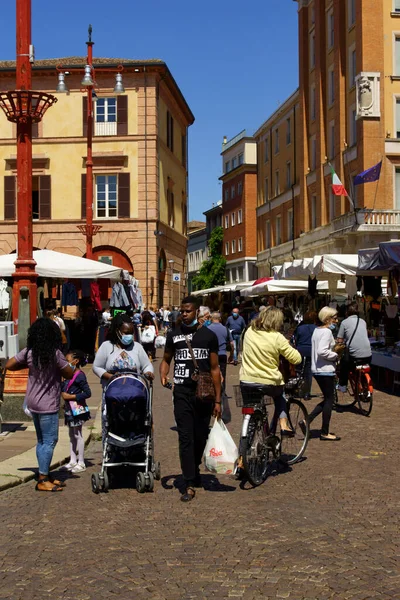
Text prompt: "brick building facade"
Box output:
[[220, 132, 257, 284], [256, 0, 400, 276]]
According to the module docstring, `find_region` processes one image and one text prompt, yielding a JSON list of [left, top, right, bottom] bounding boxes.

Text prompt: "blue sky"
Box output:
[[0, 0, 299, 221]]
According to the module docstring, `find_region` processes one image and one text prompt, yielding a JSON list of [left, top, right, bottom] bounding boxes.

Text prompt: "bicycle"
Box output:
[[334, 360, 373, 417], [233, 374, 310, 487]]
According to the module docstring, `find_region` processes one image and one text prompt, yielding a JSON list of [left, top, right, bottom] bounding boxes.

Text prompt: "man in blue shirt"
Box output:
[[226, 308, 246, 365]]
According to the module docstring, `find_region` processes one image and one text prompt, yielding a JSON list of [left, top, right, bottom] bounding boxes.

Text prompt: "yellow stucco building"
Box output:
[[0, 57, 194, 307]]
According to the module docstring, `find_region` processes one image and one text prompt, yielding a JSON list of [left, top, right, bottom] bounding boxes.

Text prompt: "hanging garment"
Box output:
[[90, 281, 102, 311], [110, 282, 130, 308], [345, 276, 357, 299], [81, 279, 91, 298], [0, 279, 10, 309], [62, 282, 79, 306], [308, 276, 318, 298]]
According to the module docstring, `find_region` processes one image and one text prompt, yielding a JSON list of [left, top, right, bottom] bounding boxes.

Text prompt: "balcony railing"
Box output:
[[95, 121, 117, 136], [361, 209, 400, 226]]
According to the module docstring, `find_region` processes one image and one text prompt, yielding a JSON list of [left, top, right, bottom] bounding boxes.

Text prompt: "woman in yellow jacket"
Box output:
[[240, 306, 302, 435]]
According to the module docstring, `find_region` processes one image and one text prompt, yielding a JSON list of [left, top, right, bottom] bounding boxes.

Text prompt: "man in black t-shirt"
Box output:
[[160, 296, 221, 502]]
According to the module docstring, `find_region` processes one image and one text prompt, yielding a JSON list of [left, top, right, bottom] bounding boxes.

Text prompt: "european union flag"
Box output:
[[354, 161, 382, 186]]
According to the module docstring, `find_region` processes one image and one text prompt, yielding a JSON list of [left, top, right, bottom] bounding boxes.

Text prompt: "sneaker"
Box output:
[[61, 462, 77, 471], [71, 463, 86, 473], [336, 385, 348, 393]]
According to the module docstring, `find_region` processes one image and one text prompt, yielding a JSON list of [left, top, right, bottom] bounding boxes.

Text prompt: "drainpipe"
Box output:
[[144, 66, 149, 306], [291, 103, 297, 260]]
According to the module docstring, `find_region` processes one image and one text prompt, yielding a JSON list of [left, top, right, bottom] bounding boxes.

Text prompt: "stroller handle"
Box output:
[[109, 369, 153, 388]]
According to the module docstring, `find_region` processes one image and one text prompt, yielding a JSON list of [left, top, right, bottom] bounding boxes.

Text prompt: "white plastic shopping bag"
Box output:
[[204, 419, 238, 475], [22, 398, 32, 418]]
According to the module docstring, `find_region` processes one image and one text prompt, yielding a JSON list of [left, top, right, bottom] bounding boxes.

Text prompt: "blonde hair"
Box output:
[[251, 306, 284, 332], [318, 306, 337, 324]]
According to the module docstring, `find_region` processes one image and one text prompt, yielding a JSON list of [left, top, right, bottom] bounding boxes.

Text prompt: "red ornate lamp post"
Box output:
[[57, 26, 124, 260], [0, 0, 57, 336]]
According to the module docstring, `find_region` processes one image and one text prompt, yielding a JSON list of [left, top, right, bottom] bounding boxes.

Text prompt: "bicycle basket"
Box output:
[[233, 385, 274, 407]]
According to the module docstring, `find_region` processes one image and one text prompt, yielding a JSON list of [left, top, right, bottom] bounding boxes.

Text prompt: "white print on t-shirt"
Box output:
[[172, 333, 193, 343], [174, 364, 190, 378], [175, 348, 209, 361]]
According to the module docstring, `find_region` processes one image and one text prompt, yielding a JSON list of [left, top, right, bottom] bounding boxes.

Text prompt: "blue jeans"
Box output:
[[232, 332, 242, 361], [32, 412, 59, 475]]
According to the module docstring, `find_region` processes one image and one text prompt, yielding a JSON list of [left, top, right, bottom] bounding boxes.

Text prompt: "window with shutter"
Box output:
[[167, 110, 174, 152], [39, 175, 51, 220], [4, 176, 16, 220], [32, 122, 39, 138], [117, 96, 128, 135], [118, 173, 130, 218]]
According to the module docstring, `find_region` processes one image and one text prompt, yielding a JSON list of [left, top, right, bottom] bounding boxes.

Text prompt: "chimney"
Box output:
[[223, 136, 227, 145]]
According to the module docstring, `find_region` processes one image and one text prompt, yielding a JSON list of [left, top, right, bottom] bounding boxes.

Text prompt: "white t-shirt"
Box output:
[[163, 310, 170, 322]]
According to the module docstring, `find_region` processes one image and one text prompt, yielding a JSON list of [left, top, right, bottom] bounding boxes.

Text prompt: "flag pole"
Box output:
[[342, 150, 356, 211], [372, 156, 383, 211]]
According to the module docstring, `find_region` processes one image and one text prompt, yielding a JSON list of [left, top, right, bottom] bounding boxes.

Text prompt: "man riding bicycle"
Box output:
[[336, 302, 372, 393]]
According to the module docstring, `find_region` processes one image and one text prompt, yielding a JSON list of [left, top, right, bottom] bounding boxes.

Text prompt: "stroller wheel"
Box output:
[[147, 472, 154, 492], [91, 473, 100, 494], [154, 461, 161, 481], [102, 470, 109, 492], [136, 472, 146, 493]]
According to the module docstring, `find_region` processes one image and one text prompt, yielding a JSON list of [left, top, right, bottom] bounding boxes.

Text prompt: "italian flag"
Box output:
[[330, 164, 348, 196]]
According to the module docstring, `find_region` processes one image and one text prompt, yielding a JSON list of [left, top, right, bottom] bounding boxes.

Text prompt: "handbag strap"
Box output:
[[66, 369, 80, 392], [184, 335, 199, 370], [347, 316, 359, 353]]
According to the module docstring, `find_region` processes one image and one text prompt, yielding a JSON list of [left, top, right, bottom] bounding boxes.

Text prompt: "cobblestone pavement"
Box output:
[[0, 360, 399, 600]]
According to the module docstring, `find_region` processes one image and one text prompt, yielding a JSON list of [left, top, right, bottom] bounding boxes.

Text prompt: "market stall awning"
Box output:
[[274, 254, 358, 279], [358, 241, 400, 272], [191, 285, 225, 297], [0, 249, 122, 279], [240, 279, 346, 297]]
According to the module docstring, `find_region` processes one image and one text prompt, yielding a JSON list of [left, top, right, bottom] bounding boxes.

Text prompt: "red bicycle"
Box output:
[[335, 361, 373, 417]]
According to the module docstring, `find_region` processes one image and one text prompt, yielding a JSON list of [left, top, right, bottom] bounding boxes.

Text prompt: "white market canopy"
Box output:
[[0, 249, 122, 279], [274, 255, 358, 280], [191, 281, 256, 297], [241, 279, 346, 297]]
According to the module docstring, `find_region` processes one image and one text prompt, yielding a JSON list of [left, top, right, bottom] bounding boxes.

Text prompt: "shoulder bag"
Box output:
[[343, 317, 359, 362], [185, 335, 216, 402]]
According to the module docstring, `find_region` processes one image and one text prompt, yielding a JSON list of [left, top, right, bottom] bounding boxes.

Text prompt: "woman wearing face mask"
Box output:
[[93, 313, 154, 442], [302, 307, 340, 441], [197, 306, 211, 327]]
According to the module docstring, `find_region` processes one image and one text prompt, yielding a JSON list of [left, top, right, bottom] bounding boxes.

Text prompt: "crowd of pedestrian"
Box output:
[[4, 295, 371, 497]]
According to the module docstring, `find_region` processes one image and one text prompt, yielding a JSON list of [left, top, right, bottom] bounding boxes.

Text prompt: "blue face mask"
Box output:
[[120, 333, 133, 345], [204, 320, 211, 327], [328, 324, 336, 331], [187, 319, 198, 328], [232, 313, 239, 319]]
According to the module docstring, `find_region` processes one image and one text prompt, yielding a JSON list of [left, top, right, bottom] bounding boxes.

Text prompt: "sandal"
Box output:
[[320, 433, 341, 441], [48, 476, 66, 488], [35, 477, 64, 492], [180, 487, 196, 502]]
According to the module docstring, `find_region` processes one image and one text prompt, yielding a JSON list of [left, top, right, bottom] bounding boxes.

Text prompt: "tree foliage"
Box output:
[[192, 226, 226, 291]]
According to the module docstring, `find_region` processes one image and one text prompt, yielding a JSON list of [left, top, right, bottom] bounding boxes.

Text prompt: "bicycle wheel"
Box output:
[[334, 376, 357, 409], [280, 399, 310, 465], [242, 410, 270, 486], [357, 371, 373, 417]]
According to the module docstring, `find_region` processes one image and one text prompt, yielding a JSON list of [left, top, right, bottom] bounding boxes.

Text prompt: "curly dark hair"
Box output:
[[69, 349, 87, 368], [27, 318, 62, 370], [108, 313, 133, 346]]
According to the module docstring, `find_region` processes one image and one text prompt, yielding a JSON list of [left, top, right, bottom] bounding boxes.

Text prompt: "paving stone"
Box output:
[[0, 361, 398, 598]]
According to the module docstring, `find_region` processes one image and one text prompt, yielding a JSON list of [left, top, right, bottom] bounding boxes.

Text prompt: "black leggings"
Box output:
[[309, 376, 335, 436]]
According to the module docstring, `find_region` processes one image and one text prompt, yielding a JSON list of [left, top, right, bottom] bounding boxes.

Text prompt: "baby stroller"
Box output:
[[91, 371, 161, 494]]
